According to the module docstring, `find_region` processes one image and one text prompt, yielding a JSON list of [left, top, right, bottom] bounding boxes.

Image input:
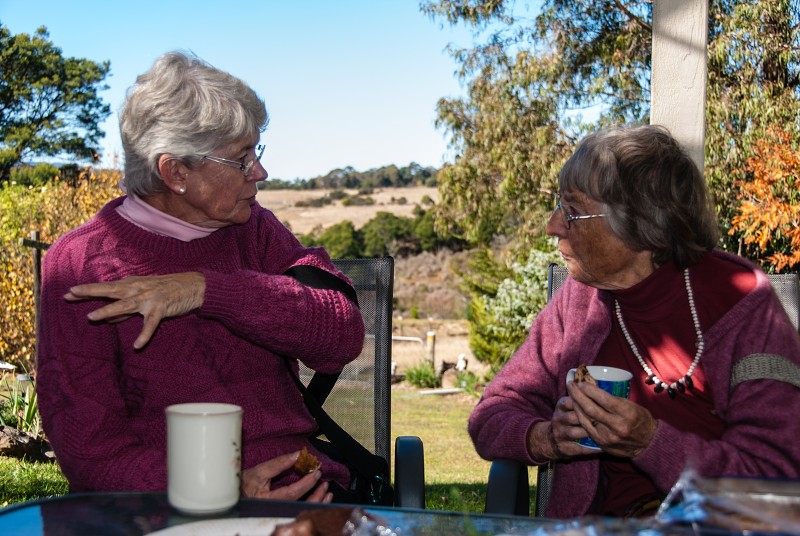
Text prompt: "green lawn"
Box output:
[[0, 456, 68, 507], [391, 387, 537, 513], [0, 385, 537, 513]]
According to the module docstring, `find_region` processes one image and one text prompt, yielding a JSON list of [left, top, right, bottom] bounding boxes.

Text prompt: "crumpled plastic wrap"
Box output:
[[500, 469, 800, 536], [654, 468, 800, 534]]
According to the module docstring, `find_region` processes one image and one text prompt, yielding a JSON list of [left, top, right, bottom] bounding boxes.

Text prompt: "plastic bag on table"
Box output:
[[655, 468, 800, 535]]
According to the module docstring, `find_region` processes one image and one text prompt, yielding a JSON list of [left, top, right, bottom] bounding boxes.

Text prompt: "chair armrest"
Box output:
[[394, 436, 425, 508], [485, 459, 530, 516]]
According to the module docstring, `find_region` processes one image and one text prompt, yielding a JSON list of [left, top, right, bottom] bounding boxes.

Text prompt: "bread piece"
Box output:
[[574, 364, 597, 385], [294, 446, 321, 474], [272, 507, 384, 536]]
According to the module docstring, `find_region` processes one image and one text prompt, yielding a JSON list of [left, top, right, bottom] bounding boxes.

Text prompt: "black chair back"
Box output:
[[767, 273, 800, 331], [299, 257, 394, 465]]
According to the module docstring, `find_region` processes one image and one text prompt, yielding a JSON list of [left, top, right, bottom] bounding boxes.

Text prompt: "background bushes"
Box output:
[[0, 167, 120, 371]]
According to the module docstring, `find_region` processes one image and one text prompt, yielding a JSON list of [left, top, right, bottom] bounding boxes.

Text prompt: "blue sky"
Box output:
[[1, 1, 475, 180]]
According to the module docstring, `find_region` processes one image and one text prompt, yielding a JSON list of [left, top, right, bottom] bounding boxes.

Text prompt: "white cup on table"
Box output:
[[165, 402, 242, 515]]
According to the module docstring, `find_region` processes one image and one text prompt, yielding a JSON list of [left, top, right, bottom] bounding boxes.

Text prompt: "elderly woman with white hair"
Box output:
[[469, 125, 800, 519], [36, 51, 364, 503]]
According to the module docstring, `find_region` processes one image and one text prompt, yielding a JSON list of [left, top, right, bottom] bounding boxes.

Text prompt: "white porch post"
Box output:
[[650, 0, 709, 174]]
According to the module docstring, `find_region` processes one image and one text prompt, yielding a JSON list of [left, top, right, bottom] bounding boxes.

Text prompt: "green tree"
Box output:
[[313, 220, 364, 259], [423, 0, 652, 249], [450, 246, 560, 372], [705, 0, 800, 253], [423, 0, 799, 258], [361, 211, 418, 257], [0, 25, 111, 182]]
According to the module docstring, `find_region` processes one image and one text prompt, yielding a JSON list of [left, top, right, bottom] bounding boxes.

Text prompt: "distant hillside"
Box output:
[[256, 186, 438, 235], [256, 186, 469, 319], [258, 163, 438, 190]]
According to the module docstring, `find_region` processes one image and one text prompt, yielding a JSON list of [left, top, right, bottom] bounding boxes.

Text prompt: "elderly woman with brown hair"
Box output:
[[469, 125, 800, 518], [36, 51, 365, 503]]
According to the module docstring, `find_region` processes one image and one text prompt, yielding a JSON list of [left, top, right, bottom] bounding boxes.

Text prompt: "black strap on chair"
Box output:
[[284, 362, 392, 505], [283, 264, 359, 404], [283, 265, 359, 306], [281, 263, 392, 505]]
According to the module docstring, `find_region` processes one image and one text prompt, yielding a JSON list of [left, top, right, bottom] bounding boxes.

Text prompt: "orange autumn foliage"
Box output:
[[730, 128, 800, 272]]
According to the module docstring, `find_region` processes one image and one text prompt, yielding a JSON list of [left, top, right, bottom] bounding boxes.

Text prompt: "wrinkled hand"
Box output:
[[64, 272, 205, 349], [566, 381, 657, 458], [241, 451, 333, 503], [528, 395, 597, 461]]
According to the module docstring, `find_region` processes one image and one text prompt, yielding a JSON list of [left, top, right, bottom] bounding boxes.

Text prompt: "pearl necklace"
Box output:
[[614, 268, 704, 399]]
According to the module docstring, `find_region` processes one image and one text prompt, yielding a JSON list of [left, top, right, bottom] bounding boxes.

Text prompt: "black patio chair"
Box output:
[[308, 257, 425, 507]]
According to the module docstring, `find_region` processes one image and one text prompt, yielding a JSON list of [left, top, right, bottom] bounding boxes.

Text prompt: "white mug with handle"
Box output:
[[166, 402, 242, 515]]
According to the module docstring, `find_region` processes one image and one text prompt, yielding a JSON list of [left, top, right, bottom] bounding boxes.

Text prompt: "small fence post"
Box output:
[[22, 231, 45, 361], [31, 231, 42, 332], [425, 330, 436, 364]]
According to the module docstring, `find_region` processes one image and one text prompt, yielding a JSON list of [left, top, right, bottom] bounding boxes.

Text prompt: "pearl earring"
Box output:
[[178, 186, 186, 194]]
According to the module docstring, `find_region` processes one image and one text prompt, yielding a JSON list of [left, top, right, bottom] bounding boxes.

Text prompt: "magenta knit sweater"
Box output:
[[37, 197, 365, 493], [469, 250, 800, 518]]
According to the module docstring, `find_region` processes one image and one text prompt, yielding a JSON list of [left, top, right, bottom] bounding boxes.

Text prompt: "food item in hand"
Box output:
[[271, 506, 385, 535], [294, 446, 321, 474], [573, 364, 598, 386]]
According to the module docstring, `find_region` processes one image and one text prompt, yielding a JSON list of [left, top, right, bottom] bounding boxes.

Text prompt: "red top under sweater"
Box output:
[[597, 255, 755, 516]]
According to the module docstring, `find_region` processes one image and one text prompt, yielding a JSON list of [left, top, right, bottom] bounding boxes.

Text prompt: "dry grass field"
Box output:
[[257, 186, 439, 235]]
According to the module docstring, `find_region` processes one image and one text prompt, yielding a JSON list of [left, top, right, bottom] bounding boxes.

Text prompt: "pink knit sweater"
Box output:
[[469, 250, 800, 518], [37, 197, 365, 492]]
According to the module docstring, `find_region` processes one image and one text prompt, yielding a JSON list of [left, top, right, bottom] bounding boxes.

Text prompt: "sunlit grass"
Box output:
[[391, 387, 536, 513], [0, 457, 69, 507]]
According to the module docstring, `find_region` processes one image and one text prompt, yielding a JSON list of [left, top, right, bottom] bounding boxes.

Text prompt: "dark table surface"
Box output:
[[0, 493, 558, 535]]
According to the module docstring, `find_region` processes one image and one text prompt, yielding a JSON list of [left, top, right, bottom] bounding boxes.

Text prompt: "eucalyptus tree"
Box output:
[[705, 0, 800, 253], [422, 0, 799, 253], [422, 0, 653, 249]]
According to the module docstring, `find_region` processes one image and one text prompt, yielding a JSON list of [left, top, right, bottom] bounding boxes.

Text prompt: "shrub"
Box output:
[[361, 212, 418, 257], [467, 247, 560, 373], [9, 163, 60, 187], [341, 195, 375, 206], [313, 221, 363, 259], [457, 371, 482, 397], [0, 375, 41, 437], [0, 167, 120, 370], [405, 360, 440, 388]]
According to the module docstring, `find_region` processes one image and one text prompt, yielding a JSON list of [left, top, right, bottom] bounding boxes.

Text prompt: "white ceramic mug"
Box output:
[[166, 403, 242, 515], [566, 365, 632, 449]]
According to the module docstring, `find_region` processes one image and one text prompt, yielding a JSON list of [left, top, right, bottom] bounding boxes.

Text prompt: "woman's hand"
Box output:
[[528, 395, 596, 461], [241, 451, 333, 503], [566, 381, 658, 458], [64, 272, 205, 349]]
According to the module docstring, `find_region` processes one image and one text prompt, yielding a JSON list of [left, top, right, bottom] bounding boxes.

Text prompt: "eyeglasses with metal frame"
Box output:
[[554, 194, 606, 229], [200, 144, 266, 177]]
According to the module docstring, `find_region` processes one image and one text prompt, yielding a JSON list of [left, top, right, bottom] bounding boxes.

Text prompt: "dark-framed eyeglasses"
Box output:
[[200, 144, 266, 177], [554, 194, 606, 229]]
